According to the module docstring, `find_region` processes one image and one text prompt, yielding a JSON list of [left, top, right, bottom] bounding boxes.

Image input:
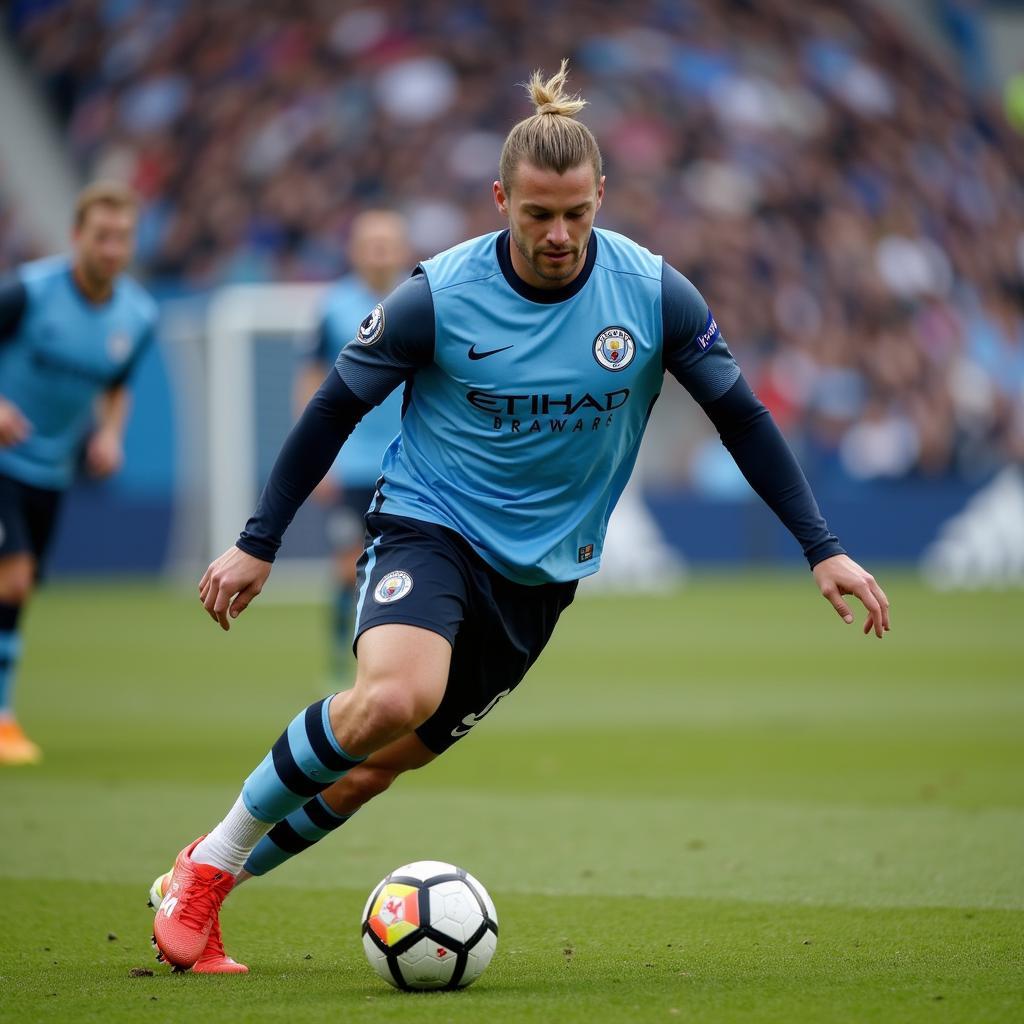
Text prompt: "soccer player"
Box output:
[[0, 181, 155, 765], [295, 211, 410, 678], [152, 63, 889, 973]]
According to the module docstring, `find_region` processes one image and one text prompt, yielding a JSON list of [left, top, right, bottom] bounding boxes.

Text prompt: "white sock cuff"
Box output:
[[192, 793, 273, 875]]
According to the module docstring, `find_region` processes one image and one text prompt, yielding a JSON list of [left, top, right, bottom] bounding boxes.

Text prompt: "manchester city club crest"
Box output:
[[107, 331, 132, 362], [357, 303, 386, 346], [593, 326, 636, 371], [373, 570, 413, 604]]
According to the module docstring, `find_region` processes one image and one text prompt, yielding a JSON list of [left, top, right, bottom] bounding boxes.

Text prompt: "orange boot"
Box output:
[[0, 719, 41, 765]]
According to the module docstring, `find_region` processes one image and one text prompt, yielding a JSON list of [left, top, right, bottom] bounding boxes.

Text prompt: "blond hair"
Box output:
[[499, 59, 602, 191], [74, 180, 139, 228]]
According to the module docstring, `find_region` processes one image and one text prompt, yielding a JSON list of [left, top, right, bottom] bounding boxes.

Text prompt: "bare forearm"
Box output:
[[96, 387, 131, 436]]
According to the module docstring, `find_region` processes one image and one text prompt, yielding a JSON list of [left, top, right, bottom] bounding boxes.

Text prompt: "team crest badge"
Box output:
[[107, 331, 132, 362], [357, 304, 386, 346], [374, 570, 413, 604], [593, 326, 635, 371]]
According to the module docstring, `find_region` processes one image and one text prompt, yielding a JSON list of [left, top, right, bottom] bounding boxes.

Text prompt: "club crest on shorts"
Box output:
[[593, 326, 635, 371], [374, 570, 413, 603], [357, 304, 385, 346]]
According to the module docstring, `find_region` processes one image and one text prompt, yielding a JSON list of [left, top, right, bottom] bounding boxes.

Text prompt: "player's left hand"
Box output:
[[812, 554, 890, 638], [199, 545, 273, 631], [85, 428, 124, 478]]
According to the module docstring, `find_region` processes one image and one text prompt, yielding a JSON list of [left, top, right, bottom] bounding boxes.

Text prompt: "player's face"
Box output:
[[350, 212, 411, 293], [73, 203, 137, 290], [494, 161, 604, 289]]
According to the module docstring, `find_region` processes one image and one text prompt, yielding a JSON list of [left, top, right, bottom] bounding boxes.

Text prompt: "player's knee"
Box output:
[[338, 681, 429, 751], [360, 683, 424, 737]]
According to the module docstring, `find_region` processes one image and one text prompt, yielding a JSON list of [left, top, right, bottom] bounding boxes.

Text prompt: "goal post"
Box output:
[[206, 283, 327, 559]]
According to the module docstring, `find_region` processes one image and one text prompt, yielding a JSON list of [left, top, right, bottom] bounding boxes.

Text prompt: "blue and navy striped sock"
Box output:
[[243, 793, 353, 876], [0, 603, 23, 715], [241, 695, 365, 824]]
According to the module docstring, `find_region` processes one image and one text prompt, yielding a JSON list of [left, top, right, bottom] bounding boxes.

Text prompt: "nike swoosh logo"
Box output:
[[468, 344, 514, 361]]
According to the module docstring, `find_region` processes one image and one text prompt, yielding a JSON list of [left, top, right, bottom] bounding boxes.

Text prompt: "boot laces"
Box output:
[[203, 917, 226, 958], [177, 871, 230, 931]]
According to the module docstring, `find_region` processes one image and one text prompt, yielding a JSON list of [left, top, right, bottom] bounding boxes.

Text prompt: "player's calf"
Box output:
[[243, 793, 353, 877], [244, 761, 408, 875]]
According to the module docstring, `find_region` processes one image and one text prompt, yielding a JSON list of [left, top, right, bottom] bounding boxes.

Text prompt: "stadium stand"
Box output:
[[3, 0, 1023, 485], [0, 182, 41, 268]]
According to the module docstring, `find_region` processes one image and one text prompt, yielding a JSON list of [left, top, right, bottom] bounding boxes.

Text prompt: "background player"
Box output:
[[295, 210, 410, 678], [152, 63, 889, 973], [0, 181, 156, 764]]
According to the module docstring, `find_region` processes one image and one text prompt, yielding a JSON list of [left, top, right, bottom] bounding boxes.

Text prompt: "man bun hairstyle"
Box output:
[[499, 59, 603, 191]]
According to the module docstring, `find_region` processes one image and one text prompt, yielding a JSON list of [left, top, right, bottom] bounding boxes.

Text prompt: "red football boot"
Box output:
[[153, 837, 235, 969], [192, 917, 249, 974], [150, 869, 247, 973]]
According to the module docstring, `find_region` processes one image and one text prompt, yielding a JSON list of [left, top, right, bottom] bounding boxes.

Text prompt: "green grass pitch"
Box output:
[[1, 571, 1022, 1023]]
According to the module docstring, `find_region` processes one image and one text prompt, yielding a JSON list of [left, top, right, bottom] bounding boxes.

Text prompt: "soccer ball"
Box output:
[[361, 860, 498, 990]]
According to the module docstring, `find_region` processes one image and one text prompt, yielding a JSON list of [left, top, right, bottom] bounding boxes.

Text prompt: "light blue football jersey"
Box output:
[[0, 256, 157, 490], [317, 275, 404, 488], [337, 228, 738, 584]]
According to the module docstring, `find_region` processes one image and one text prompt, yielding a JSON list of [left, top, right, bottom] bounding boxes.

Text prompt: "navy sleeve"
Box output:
[[702, 374, 845, 568], [0, 277, 28, 341], [334, 269, 435, 404], [661, 262, 740, 404], [236, 369, 373, 562]]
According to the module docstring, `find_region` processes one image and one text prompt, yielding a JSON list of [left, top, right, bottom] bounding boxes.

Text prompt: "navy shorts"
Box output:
[[0, 473, 63, 570], [353, 512, 578, 754]]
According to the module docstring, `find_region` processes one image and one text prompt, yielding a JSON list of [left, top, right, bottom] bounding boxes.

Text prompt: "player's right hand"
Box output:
[[199, 545, 273, 631], [0, 399, 31, 447]]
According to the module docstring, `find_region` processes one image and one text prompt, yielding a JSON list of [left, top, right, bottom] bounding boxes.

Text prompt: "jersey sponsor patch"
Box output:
[[695, 310, 720, 352], [593, 326, 635, 371], [374, 570, 413, 603], [357, 303, 386, 346]]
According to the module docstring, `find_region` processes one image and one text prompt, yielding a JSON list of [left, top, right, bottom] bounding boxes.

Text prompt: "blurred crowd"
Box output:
[[4, 0, 1024, 483]]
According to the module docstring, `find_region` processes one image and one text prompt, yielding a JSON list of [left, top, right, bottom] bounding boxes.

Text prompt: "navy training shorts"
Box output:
[[353, 511, 578, 754], [0, 472, 63, 571]]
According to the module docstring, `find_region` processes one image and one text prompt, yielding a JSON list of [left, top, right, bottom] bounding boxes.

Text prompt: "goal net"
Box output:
[[161, 284, 332, 589]]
